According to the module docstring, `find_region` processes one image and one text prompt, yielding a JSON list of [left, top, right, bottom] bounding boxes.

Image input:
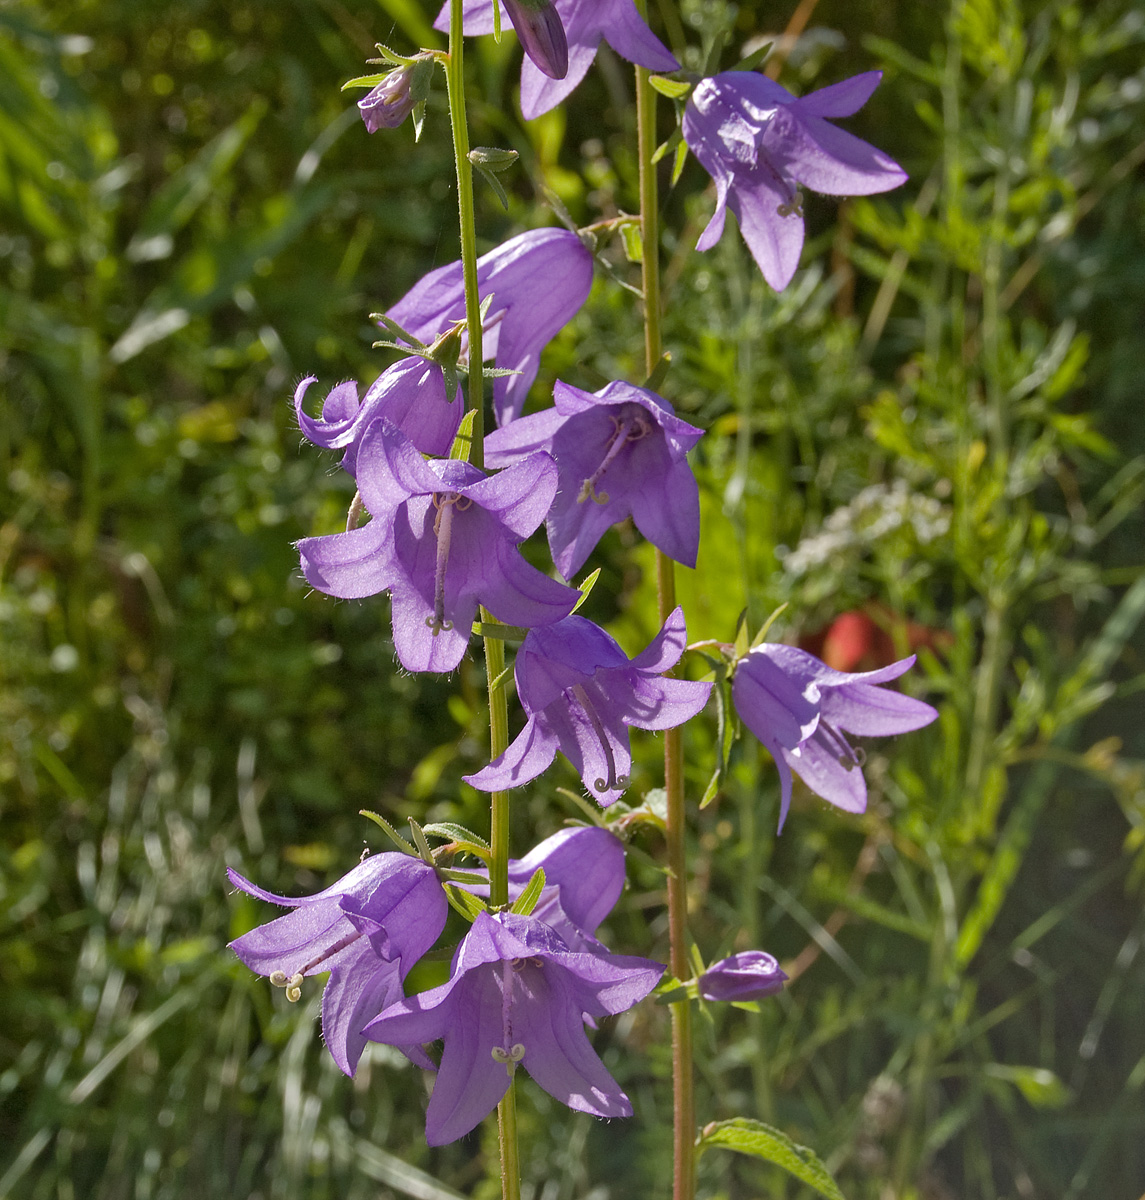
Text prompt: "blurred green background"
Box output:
[[2, 0, 1144, 1196]]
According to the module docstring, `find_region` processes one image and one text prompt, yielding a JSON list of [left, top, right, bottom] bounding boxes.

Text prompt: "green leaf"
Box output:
[[697, 1119, 847, 1200], [419, 822, 492, 860], [509, 867, 546, 915], [649, 75, 691, 99], [984, 1064, 1071, 1109]]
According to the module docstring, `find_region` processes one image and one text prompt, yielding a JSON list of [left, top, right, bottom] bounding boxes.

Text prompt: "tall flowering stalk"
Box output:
[[227, 3, 934, 1197]]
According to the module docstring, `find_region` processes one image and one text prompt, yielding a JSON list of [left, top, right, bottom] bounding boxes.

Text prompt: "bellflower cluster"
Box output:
[[384, 227, 595, 425], [732, 644, 938, 830], [298, 419, 577, 672], [466, 607, 711, 806], [438, 0, 678, 119], [486, 380, 703, 578], [683, 71, 907, 290]]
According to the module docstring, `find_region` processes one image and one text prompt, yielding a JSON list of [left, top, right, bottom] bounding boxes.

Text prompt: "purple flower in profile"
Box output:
[[294, 357, 462, 475], [436, 0, 678, 119], [465, 607, 711, 805], [227, 853, 447, 1076], [458, 826, 628, 953], [698, 951, 787, 1003], [485, 380, 703, 579], [731, 644, 938, 831], [298, 419, 577, 673], [384, 228, 594, 426], [682, 71, 907, 291], [364, 910, 662, 1145]]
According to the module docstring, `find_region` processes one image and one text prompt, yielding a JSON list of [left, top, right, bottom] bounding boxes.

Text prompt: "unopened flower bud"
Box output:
[[358, 57, 433, 133], [502, 0, 568, 80], [698, 951, 787, 1003]]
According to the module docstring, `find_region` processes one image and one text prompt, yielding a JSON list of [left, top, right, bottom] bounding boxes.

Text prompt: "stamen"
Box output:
[[571, 683, 630, 794], [814, 719, 864, 770], [268, 927, 368, 1003], [425, 493, 471, 635], [577, 414, 653, 506], [346, 490, 365, 532]]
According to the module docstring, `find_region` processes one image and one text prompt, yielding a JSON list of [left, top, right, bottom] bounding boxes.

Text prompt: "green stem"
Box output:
[[444, 10, 515, 1197], [635, 40, 696, 1200], [445, 0, 485, 467]]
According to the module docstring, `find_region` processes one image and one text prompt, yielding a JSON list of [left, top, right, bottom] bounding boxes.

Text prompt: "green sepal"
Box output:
[[509, 867, 546, 915], [450, 409, 477, 460], [671, 138, 689, 186], [621, 221, 643, 264], [651, 127, 681, 165], [751, 601, 789, 650], [407, 819, 436, 865], [419, 821, 492, 861], [571, 567, 601, 615], [699, 658, 736, 809], [411, 99, 426, 143], [733, 607, 750, 661], [445, 884, 488, 923], [472, 621, 529, 641], [436, 868, 490, 884], [730, 42, 772, 72], [342, 73, 390, 92], [642, 352, 671, 394], [649, 75, 692, 99], [359, 810, 417, 856], [696, 1119, 847, 1200], [472, 161, 511, 210], [370, 313, 427, 352]]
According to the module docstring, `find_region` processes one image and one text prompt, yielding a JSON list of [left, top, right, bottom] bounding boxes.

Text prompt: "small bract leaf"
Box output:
[[731, 42, 772, 72], [509, 867, 546, 915], [697, 1119, 847, 1200], [621, 221, 643, 264], [445, 885, 487, 922], [649, 75, 692, 99]]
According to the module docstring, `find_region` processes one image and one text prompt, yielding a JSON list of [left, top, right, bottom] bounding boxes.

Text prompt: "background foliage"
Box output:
[[2, 0, 1144, 1196]]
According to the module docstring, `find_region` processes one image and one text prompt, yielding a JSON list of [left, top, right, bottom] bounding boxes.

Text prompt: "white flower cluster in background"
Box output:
[[779, 481, 951, 577]]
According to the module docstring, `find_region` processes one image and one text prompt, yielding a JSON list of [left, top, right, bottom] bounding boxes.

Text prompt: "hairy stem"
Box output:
[[445, 0, 485, 467], [445, 7, 515, 1195], [635, 34, 696, 1200]]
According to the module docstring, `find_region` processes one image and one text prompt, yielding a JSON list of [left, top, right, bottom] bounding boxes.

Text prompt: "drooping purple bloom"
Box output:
[[227, 853, 447, 1076], [731, 644, 938, 831], [500, 0, 568, 80], [682, 71, 907, 291], [458, 826, 628, 953], [364, 910, 662, 1145], [384, 228, 594, 426], [436, 0, 678, 120], [465, 607, 711, 805], [297, 419, 578, 673], [485, 380, 703, 579], [294, 357, 462, 475], [698, 950, 787, 1003]]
